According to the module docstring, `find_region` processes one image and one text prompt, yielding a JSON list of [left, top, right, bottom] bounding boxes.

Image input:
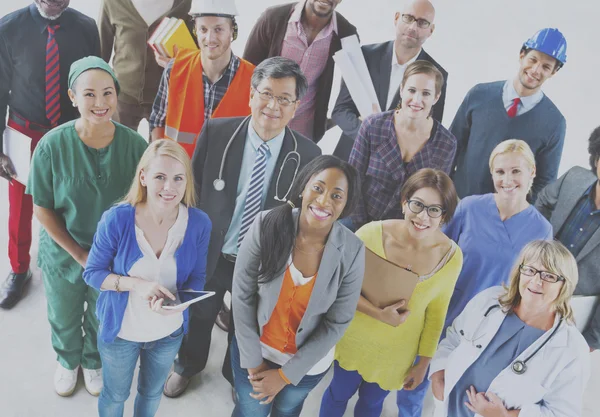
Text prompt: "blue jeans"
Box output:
[[319, 361, 389, 417], [97, 326, 184, 417], [396, 357, 430, 417], [230, 336, 327, 417]]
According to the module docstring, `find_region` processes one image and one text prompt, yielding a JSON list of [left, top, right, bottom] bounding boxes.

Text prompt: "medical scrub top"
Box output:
[[447, 312, 545, 417], [442, 194, 552, 330], [26, 120, 148, 278]]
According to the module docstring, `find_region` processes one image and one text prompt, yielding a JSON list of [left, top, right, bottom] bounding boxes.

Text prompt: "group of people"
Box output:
[[0, 0, 598, 417]]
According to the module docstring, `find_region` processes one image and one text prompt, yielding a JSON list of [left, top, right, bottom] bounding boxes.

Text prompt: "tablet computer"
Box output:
[[162, 290, 216, 311]]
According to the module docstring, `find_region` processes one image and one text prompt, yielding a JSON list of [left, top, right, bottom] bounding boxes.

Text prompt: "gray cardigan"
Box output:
[[535, 166, 600, 349], [232, 209, 365, 385]]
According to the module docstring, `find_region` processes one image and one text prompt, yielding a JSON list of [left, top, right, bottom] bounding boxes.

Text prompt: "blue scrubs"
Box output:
[[448, 313, 545, 417], [396, 194, 552, 417]]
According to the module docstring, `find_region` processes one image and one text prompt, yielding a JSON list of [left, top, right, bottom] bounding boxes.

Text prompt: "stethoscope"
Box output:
[[461, 304, 563, 376], [213, 116, 301, 203]]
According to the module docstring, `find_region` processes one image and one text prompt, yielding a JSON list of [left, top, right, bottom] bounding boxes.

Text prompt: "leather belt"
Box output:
[[8, 112, 52, 134], [222, 253, 237, 263]]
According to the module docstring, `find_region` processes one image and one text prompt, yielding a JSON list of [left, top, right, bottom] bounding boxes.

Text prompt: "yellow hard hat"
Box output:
[[189, 0, 239, 17]]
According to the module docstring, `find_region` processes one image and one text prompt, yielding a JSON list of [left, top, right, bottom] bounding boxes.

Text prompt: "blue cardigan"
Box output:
[[83, 203, 212, 343]]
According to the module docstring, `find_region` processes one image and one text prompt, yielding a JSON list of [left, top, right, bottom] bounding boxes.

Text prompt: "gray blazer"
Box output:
[[232, 209, 365, 385], [535, 166, 600, 348]]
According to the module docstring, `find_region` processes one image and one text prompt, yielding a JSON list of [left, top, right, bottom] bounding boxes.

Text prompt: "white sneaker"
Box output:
[[54, 363, 79, 397], [82, 368, 103, 396]]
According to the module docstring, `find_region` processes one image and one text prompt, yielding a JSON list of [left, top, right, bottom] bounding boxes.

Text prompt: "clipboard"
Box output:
[[2, 126, 32, 185], [361, 248, 419, 309]]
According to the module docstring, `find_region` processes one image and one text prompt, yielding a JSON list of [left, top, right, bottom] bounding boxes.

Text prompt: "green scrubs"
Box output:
[[27, 120, 147, 370]]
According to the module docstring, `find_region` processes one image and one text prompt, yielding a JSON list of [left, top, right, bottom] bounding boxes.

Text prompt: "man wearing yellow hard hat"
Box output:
[[149, 0, 255, 158]]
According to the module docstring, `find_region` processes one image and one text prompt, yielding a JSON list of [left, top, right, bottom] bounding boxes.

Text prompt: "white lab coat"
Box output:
[[430, 287, 590, 417]]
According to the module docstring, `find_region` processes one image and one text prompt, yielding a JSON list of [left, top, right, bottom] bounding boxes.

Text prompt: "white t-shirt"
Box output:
[[118, 204, 187, 342], [131, 0, 174, 26]]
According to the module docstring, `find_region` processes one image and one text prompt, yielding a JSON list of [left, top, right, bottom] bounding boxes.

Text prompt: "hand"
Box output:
[[0, 152, 17, 182], [131, 278, 176, 302], [590, 347, 595, 353], [153, 48, 172, 69], [403, 361, 428, 390], [149, 295, 182, 315], [465, 386, 512, 417], [378, 300, 410, 327], [249, 369, 288, 405], [430, 370, 445, 401], [248, 361, 271, 379]]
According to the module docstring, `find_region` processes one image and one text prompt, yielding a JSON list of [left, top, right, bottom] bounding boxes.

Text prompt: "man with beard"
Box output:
[[450, 28, 567, 202], [243, 0, 358, 142], [331, 0, 448, 161], [149, 0, 255, 158], [0, 0, 99, 318]]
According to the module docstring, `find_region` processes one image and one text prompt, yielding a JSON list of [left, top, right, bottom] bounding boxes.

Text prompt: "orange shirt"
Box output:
[[260, 266, 317, 354]]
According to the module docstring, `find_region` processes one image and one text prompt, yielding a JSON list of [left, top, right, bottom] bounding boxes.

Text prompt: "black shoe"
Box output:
[[215, 303, 231, 332], [0, 270, 32, 309]]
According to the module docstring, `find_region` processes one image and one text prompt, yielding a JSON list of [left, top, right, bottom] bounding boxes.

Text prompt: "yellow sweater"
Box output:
[[334, 221, 463, 391]]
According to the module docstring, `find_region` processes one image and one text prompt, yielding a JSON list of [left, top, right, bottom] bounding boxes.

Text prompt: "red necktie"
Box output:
[[507, 97, 521, 118], [45, 24, 61, 126]]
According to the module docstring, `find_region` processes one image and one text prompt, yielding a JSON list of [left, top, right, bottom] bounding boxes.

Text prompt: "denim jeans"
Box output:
[[97, 326, 184, 417], [230, 336, 327, 417]]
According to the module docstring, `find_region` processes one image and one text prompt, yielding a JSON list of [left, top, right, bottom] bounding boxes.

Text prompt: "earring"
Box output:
[[298, 194, 303, 199], [72, 102, 77, 107]]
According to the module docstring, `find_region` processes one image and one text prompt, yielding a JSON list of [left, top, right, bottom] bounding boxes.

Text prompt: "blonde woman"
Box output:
[[83, 140, 212, 417], [430, 240, 590, 417]]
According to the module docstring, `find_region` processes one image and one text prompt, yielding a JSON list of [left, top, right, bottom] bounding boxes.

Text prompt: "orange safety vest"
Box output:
[[165, 49, 255, 158], [260, 267, 317, 354]]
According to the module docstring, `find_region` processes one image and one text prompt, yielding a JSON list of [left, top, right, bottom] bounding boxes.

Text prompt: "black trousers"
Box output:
[[174, 255, 235, 385]]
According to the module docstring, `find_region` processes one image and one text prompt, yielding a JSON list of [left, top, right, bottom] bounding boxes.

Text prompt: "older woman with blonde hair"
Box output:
[[83, 139, 212, 417], [430, 240, 590, 417]]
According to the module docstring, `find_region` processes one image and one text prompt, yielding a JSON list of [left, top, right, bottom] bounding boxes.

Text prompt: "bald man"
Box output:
[[331, 0, 448, 161]]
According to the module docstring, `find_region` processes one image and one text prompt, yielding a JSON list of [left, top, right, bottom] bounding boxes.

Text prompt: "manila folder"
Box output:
[[361, 248, 419, 309]]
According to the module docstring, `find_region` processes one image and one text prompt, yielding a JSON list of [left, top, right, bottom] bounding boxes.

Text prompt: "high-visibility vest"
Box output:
[[165, 49, 254, 158]]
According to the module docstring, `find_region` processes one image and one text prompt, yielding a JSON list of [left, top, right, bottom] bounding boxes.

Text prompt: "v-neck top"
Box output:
[[442, 194, 552, 333], [118, 204, 188, 342]]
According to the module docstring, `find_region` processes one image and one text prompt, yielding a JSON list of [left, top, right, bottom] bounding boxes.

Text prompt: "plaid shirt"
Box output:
[[349, 111, 457, 229], [149, 54, 241, 132], [280, 1, 337, 138], [557, 184, 600, 257]]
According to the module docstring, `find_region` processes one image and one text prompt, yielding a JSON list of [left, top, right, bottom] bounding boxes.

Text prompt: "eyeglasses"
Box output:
[[253, 88, 298, 107], [519, 264, 565, 283], [401, 14, 431, 29], [406, 199, 445, 218]]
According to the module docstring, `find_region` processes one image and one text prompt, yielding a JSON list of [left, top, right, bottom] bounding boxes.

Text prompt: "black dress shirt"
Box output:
[[0, 4, 100, 153]]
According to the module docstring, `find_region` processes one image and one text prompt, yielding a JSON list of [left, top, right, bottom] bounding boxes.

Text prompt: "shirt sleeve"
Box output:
[[149, 59, 173, 131], [26, 141, 54, 209], [83, 207, 120, 290], [184, 211, 212, 292], [442, 199, 465, 242], [348, 118, 372, 229], [98, 0, 115, 63], [449, 87, 474, 173], [242, 10, 270, 66], [530, 117, 566, 203]]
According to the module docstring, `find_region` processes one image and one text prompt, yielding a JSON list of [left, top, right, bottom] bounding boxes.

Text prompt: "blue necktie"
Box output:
[[237, 143, 270, 247]]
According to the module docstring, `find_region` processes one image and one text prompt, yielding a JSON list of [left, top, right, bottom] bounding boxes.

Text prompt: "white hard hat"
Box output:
[[189, 0, 239, 17]]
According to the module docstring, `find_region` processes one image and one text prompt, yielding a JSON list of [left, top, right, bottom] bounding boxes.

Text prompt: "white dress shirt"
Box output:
[[386, 44, 422, 110]]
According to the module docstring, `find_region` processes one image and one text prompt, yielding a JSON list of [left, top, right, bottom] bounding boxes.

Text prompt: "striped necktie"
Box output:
[[238, 143, 270, 247], [45, 24, 61, 126]]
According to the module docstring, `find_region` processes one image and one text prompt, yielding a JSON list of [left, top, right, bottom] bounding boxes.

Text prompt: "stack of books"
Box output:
[[148, 17, 197, 58]]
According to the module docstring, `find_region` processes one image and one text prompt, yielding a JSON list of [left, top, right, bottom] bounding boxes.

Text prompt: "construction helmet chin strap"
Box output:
[[192, 14, 238, 41]]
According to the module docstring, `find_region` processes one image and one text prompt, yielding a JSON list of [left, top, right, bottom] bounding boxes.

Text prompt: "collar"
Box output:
[[247, 118, 286, 159], [391, 42, 421, 69], [29, 3, 71, 34], [583, 183, 600, 214], [289, 0, 338, 34], [503, 79, 544, 111]]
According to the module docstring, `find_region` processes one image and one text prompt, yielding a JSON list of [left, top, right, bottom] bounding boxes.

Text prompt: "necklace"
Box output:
[[293, 242, 326, 255]]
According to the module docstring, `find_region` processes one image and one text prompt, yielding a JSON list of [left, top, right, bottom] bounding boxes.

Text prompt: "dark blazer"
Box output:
[[191, 116, 322, 280], [535, 166, 600, 349], [242, 2, 358, 142], [331, 41, 448, 161]]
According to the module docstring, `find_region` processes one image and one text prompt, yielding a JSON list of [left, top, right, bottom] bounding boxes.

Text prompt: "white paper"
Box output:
[[333, 50, 375, 119], [340, 35, 380, 112], [571, 295, 599, 333], [2, 126, 32, 185]]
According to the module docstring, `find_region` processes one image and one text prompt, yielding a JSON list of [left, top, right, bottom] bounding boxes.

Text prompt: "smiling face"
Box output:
[[307, 0, 342, 18], [394, 0, 435, 49], [402, 186, 444, 239], [300, 168, 349, 231], [140, 155, 187, 211], [34, 0, 70, 19], [195, 16, 234, 61], [491, 152, 535, 203], [518, 261, 564, 312], [68, 69, 117, 126], [516, 49, 558, 94], [399, 73, 439, 120], [250, 76, 299, 140]]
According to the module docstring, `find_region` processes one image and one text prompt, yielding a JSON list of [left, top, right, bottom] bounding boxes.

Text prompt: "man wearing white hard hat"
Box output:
[[149, 0, 255, 159], [450, 28, 568, 203]]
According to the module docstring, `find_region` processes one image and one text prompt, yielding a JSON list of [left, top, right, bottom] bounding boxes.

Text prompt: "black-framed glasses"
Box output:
[[253, 88, 298, 107], [519, 264, 565, 283], [401, 14, 431, 29], [406, 199, 445, 218]]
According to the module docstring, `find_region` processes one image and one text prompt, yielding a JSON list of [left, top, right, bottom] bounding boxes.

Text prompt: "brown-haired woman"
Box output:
[[320, 168, 463, 417], [343, 60, 457, 232]]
